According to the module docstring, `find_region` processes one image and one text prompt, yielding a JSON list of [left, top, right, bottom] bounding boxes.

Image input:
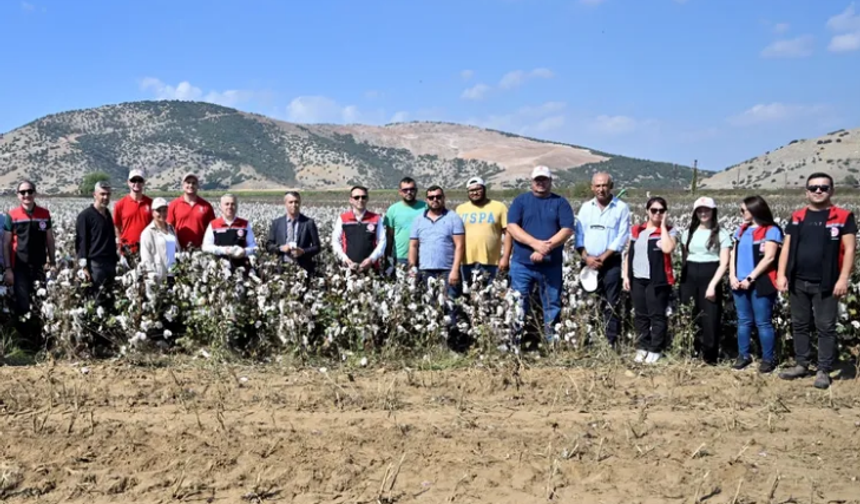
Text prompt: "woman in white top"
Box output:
[[140, 197, 181, 284]]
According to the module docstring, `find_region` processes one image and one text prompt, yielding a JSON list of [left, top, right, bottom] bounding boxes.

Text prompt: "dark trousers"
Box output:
[[12, 263, 46, 348], [88, 259, 117, 309], [595, 258, 622, 344], [790, 279, 838, 372], [631, 278, 671, 353], [679, 261, 723, 363]]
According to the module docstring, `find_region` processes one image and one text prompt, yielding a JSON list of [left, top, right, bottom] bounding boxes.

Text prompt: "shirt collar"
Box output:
[[590, 196, 616, 208], [423, 208, 448, 219]]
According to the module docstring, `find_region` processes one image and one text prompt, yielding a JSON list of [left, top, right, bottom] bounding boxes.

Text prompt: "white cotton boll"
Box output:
[[163, 329, 173, 339]]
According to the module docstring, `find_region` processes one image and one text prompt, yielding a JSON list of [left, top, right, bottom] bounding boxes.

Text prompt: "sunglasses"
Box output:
[[351, 195, 368, 200], [649, 207, 666, 214], [18, 189, 35, 196], [806, 184, 831, 193], [400, 187, 417, 193], [427, 194, 444, 201], [129, 178, 145, 184], [468, 188, 483, 193]]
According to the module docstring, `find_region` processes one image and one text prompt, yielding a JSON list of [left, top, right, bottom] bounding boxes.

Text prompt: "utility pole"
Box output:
[[691, 159, 698, 194]]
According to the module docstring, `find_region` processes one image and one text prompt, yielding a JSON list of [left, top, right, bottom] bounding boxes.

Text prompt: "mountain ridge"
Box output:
[[0, 100, 699, 194]]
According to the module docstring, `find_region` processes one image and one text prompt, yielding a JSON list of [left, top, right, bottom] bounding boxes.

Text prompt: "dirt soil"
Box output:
[[2, 361, 860, 503]]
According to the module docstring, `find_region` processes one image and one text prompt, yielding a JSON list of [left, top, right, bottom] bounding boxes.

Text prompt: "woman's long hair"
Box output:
[[743, 195, 777, 227], [686, 206, 721, 254]]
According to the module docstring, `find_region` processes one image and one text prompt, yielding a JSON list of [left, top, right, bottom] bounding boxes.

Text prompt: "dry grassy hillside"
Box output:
[[701, 128, 860, 190]]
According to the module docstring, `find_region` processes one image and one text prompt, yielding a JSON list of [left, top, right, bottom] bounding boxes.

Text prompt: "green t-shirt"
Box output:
[[384, 201, 428, 260], [680, 228, 732, 263]]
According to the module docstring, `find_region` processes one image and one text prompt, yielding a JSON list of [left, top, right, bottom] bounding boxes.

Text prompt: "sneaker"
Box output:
[[732, 356, 753, 370], [778, 364, 809, 380], [758, 361, 776, 374], [634, 349, 647, 363], [813, 370, 832, 390], [645, 352, 662, 364]]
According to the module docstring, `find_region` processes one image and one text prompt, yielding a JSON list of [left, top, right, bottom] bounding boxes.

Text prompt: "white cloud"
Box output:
[[286, 96, 340, 123], [460, 69, 474, 81], [139, 77, 258, 107], [760, 35, 814, 58], [827, 3, 860, 32], [826, 3, 860, 52], [829, 31, 860, 51], [727, 102, 827, 127], [590, 115, 640, 135], [773, 22, 791, 34], [390, 111, 409, 123], [498, 68, 554, 89], [533, 115, 565, 133], [461, 83, 491, 100], [518, 101, 567, 117]]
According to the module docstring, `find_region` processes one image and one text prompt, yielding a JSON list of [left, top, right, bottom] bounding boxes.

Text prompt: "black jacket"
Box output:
[[265, 214, 321, 273]]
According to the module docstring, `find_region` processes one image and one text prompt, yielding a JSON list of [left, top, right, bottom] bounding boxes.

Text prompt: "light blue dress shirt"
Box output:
[[574, 196, 630, 256]]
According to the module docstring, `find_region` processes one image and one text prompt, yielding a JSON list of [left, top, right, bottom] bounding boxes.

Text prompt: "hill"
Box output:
[[0, 101, 699, 194], [700, 128, 860, 190]]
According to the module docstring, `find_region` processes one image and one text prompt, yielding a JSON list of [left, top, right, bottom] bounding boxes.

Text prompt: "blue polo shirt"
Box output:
[[508, 192, 575, 266], [410, 208, 465, 270]]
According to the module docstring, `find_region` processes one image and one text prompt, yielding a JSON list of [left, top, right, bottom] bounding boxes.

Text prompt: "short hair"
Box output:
[[220, 193, 237, 204], [426, 185, 444, 196], [94, 181, 111, 192], [399, 177, 416, 187], [284, 191, 301, 199], [806, 172, 834, 187], [17, 180, 36, 192], [592, 172, 614, 189], [350, 185, 369, 196]]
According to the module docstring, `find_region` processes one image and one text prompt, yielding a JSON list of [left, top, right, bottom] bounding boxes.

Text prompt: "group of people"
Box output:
[[0, 167, 855, 389]]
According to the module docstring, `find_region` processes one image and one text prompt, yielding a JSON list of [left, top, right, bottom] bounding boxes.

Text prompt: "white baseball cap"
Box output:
[[183, 172, 200, 183], [531, 165, 552, 180], [466, 177, 485, 189], [693, 196, 716, 210], [152, 197, 169, 210], [128, 169, 146, 181], [579, 266, 599, 293]]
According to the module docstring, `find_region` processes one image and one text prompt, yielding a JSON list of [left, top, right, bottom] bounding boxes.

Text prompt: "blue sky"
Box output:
[[2, 0, 859, 171]]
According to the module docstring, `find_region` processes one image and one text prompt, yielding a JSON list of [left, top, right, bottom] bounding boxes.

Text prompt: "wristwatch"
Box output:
[[745, 276, 754, 283]]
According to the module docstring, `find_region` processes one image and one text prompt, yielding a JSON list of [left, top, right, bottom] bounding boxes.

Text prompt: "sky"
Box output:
[[1, 0, 859, 171]]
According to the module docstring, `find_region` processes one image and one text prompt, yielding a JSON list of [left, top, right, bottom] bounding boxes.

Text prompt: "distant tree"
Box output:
[[79, 172, 110, 195], [690, 166, 698, 194], [843, 174, 859, 188]]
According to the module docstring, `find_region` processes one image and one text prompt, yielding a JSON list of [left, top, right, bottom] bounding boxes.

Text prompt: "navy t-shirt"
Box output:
[[508, 192, 575, 266]]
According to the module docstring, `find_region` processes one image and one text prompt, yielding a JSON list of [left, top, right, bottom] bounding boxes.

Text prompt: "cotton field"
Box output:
[[2, 192, 860, 363]]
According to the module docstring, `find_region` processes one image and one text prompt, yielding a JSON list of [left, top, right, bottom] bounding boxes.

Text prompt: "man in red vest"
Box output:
[[777, 172, 857, 389], [3, 180, 56, 348], [202, 194, 257, 270], [113, 168, 153, 255], [167, 172, 216, 249], [331, 185, 386, 270]]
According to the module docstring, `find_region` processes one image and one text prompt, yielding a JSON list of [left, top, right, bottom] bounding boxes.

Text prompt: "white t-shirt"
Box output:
[[164, 233, 177, 273]]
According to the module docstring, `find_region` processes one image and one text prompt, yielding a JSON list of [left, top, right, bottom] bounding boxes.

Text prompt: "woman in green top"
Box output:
[[679, 196, 732, 364]]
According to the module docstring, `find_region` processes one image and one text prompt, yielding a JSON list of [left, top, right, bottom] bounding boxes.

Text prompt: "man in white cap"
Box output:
[[456, 176, 510, 284], [506, 166, 574, 343], [574, 171, 630, 347], [113, 168, 153, 255], [167, 172, 215, 249]]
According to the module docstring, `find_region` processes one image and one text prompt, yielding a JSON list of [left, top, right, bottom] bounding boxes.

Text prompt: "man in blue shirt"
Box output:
[[507, 166, 575, 342], [409, 185, 466, 330], [574, 172, 630, 346]]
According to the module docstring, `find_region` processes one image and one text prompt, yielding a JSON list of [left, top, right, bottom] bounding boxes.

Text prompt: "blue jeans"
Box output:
[[733, 289, 777, 362], [461, 264, 498, 285], [510, 261, 563, 340]]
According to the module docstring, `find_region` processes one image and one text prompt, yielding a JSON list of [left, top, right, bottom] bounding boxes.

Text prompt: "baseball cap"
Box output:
[[152, 197, 168, 210], [579, 266, 599, 293], [182, 172, 200, 183], [693, 196, 716, 210], [531, 166, 552, 180], [466, 177, 485, 189], [128, 169, 146, 181]]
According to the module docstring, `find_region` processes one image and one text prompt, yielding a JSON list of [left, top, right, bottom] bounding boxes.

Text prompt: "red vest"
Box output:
[[628, 223, 675, 286], [735, 223, 782, 295], [339, 211, 382, 263], [787, 206, 853, 292], [210, 217, 250, 247]]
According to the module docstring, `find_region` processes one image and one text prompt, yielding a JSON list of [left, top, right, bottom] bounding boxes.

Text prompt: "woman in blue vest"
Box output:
[[622, 197, 677, 364], [729, 196, 783, 373]]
